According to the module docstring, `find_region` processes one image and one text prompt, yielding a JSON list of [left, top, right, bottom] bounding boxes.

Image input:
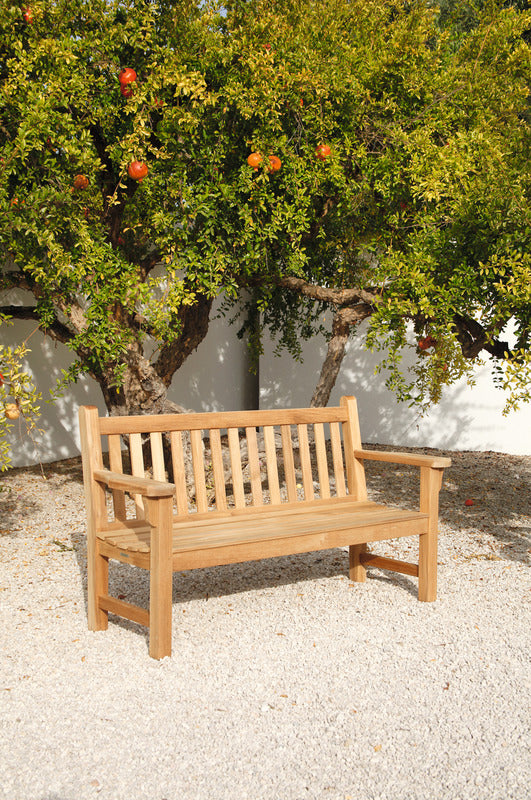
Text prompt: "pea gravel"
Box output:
[[1, 447, 529, 800]]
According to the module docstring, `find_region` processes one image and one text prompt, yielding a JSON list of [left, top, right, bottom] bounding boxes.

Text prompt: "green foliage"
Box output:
[[0, 0, 529, 413], [0, 323, 41, 470]]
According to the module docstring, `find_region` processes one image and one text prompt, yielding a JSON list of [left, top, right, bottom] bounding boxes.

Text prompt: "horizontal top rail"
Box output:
[[98, 406, 348, 435]]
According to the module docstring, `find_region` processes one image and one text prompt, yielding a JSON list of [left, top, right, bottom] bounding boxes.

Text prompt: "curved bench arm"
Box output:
[[93, 468, 175, 498], [353, 449, 451, 469]]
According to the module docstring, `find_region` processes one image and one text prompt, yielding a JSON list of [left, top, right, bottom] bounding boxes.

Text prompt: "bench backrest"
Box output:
[[79, 395, 367, 525]]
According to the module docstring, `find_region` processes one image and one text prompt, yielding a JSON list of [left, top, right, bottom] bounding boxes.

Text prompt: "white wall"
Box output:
[[260, 320, 531, 455], [1, 299, 255, 468], [2, 307, 529, 467]]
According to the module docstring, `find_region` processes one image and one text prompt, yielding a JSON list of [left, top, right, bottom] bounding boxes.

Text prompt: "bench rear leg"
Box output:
[[349, 544, 368, 582]]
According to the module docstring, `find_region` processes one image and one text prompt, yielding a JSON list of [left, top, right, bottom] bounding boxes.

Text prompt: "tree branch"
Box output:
[[0, 305, 74, 345], [277, 276, 379, 307], [453, 313, 510, 359]]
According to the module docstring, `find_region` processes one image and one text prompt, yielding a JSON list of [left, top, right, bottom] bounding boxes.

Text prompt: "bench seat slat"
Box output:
[[99, 501, 429, 554]]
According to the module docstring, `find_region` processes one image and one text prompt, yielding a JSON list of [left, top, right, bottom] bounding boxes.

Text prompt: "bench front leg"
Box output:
[[147, 496, 174, 659], [418, 466, 444, 602], [87, 538, 109, 631]]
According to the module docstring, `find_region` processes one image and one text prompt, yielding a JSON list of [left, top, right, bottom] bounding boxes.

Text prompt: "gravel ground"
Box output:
[[1, 447, 530, 800]]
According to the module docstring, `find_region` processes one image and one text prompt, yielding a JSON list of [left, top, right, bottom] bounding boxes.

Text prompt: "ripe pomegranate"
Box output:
[[247, 152, 262, 170], [73, 174, 89, 190], [418, 335, 437, 351], [23, 7, 33, 23], [119, 68, 137, 85], [268, 155, 281, 173], [315, 143, 331, 160], [120, 85, 134, 98], [128, 161, 148, 181]]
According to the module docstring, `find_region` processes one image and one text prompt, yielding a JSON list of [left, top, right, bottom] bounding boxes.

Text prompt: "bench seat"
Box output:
[[100, 498, 428, 568]]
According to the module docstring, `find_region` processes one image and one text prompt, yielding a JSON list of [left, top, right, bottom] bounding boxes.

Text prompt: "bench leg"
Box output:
[[147, 497, 174, 660], [418, 466, 442, 602], [88, 540, 109, 631], [349, 544, 368, 582], [418, 530, 437, 601]]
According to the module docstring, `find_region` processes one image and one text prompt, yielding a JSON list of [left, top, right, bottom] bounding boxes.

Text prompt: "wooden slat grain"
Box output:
[[263, 426, 281, 505], [209, 428, 227, 511], [313, 423, 330, 500], [281, 424, 297, 502], [108, 434, 127, 521], [99, 406, 348, 435], [227, 427, 245, 508], [150, 431, 166, 482], [170, 431, 189, 515], [330, 422, 347, 497], [129, 432, 146, 518], [297, 424, 314, 501], [246, 426, 263, 506], [191, 429, 208, 513]]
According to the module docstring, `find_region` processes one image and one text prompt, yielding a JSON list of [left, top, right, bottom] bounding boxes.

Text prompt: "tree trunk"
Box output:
[[310, 303, 374, 407], [310, 312, 350, 407]]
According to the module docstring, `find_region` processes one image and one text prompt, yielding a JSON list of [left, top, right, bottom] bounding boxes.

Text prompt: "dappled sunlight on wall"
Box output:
[[260, 320, 531, 455]]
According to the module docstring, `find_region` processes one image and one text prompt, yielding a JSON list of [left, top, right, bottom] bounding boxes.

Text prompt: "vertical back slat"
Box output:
[[209, 428, 227, 511], [314, 423, 330, 500], [297, 424, 314, 501], [263, 426, 281, 505], [129, 433, 146, 518], [246, 426, 263, 506], [281, 424, 298, 502], [190, 429, 208, 513], [150, 431, 166, 482], [170, 430, 189, 515], [330, 422, 347, 497], [228, 427, 245, 508], [108, 433, 127, 520]]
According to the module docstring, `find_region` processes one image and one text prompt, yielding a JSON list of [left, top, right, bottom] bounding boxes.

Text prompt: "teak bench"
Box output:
[[79, 397, 450, 659]]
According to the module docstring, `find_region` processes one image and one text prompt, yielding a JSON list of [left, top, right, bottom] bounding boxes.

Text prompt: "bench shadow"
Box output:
[[363, 446, 530, 566], [73, 545, 418, 647]]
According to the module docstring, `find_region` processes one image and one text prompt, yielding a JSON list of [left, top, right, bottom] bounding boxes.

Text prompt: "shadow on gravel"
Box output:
[[364, 446, 530, 566], [73, 544, 419, 651]]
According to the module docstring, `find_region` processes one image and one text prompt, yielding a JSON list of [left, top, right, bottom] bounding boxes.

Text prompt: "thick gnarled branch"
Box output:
[[452, 314, 510, 359], [277, 276, 379, 307]]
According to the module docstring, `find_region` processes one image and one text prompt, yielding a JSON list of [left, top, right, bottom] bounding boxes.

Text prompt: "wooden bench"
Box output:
[[79, 396, 450, 659]]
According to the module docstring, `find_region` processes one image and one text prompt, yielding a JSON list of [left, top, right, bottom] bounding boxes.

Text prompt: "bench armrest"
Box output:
[[93, 468, 175, 498], [353, 449, 451, 469]]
